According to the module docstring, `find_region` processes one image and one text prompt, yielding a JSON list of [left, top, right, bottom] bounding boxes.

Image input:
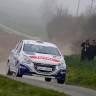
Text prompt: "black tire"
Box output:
[[45, 78, 51, 82], [16, 64, 23, 77], [16, 72, 23, 77], [6, 62, 13, 75], [57, 79, 65, 84]]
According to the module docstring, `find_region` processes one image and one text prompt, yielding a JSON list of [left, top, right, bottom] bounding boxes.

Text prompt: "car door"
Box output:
[[10, 41, 23, 71], [9, 42, 20, 70]]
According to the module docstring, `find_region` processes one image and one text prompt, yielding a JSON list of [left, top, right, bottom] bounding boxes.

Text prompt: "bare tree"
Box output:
[[41, 0, 96, 55]]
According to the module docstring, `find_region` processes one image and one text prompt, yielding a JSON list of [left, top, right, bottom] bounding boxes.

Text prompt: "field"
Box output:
[[0, 10, 48, 40], [65, 55, 96, 89], [0, 75, 68, 96]]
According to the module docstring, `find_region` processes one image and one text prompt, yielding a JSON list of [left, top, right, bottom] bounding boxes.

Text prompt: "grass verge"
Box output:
[[0, 75, 69, 96], [65, 55, 96, 89]]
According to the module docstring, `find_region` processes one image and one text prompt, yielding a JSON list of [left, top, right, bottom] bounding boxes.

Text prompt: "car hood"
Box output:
[[23, 51, 63, 65]]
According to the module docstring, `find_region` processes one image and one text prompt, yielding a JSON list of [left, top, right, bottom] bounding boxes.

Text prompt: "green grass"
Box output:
[[0, 75, 68, 96], [65, 55, 96, 89]]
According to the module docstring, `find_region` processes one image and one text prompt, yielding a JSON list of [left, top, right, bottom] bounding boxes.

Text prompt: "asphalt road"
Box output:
[[0, 62, 96, 96]]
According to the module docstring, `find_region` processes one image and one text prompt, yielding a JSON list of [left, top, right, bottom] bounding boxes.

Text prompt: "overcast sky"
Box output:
[[19, 0, 96, 15], [63, 0, 96, 15], [0, 0, 96, 16]]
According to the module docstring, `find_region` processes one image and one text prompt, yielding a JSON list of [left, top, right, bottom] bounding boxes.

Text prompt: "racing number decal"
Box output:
[[29, 56, 60, 63]]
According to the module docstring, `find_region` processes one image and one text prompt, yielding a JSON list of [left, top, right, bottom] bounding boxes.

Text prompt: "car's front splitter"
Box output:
[[55, 70, 66, 79], [19, 64, 66, 79]]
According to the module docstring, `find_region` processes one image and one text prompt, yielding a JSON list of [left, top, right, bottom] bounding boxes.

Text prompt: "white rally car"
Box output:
[[7, 40, 66, 84]]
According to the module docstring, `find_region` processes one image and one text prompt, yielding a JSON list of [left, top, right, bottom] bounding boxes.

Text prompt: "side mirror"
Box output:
[[15, 50, 19, 54], [11, 49, 18, 54], [11, 49, 15, 54]]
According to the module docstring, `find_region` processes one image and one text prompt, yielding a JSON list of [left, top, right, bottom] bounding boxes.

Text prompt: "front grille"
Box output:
[[34, 63, 56, 74]]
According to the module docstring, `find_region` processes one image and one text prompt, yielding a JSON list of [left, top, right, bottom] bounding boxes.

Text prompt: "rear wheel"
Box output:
[[57, 79, 65, 84], [45, 78, 51, 82], [6, 62, 13, 75]]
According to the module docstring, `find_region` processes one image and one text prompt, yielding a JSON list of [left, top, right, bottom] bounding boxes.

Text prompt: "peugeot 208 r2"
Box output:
[[7, 40, 66, 84]]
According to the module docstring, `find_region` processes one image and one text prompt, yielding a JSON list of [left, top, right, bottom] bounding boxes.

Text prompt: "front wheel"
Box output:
[[6, 62, 13, 75], [45, 78, 51, 82], [16, 72, 23, 77], [57, 79, 65, 84], [15, 64, 23, 77]]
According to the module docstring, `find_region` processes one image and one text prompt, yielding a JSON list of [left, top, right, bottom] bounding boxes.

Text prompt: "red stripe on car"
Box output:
[[29, 56, 60, 63]]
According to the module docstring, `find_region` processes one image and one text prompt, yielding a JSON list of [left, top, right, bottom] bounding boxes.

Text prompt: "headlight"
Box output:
[[20, 55, 32, 64], [58, 63, 64, 66], [58, 60, 65, 66]]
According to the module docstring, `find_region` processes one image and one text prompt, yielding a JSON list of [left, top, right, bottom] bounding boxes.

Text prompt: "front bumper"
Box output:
[[19, 64, 66, 79]]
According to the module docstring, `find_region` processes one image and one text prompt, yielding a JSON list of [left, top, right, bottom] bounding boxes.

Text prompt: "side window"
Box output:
[[15, 42, 21, 50], [16, 41, 23, 53]]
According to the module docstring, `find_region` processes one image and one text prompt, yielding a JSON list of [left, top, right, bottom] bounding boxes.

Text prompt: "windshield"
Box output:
[[23, 44, 61, 56]]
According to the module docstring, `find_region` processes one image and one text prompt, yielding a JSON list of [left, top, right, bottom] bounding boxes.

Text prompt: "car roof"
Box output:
[[22, 40, 57, 48]]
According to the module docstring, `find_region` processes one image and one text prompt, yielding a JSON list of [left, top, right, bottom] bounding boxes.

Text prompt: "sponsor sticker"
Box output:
[[29, 56, 61, 63]]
